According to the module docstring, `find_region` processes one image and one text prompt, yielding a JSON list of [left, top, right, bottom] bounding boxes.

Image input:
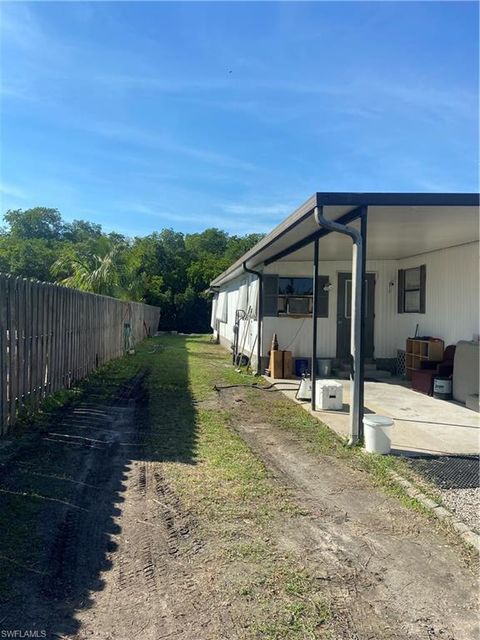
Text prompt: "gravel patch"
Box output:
[[441, 487, 479, 533]]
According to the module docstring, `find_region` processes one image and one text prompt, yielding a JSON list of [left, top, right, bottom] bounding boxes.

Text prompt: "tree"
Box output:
[[0, 205, 265, 332], [0, 236, 58, 281], [224, 233, 264, 263], [184, 228, 228, 258], [3, 207, 63, 240], [62, 219, 103, 243], [51, 236, 125, 297]]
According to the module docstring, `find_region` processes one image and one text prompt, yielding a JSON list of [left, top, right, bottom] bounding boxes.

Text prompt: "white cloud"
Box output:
[[0, 182, 27, 199], [86, 121, 256, 172], [126, 203, 271, 234], [222, 202, 294, 218]]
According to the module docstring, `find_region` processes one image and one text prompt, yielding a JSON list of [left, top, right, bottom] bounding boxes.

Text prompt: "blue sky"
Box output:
[[1, 1, 478, 237]]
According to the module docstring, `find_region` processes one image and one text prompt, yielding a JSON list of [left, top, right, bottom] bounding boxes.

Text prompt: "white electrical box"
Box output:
[[315, 381, 343, 411]]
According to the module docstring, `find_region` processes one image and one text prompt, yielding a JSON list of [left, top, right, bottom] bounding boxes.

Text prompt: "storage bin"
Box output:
[[314, 381, 343, 411], [294, 358, 310, 377], [433, 377, 452, 400]]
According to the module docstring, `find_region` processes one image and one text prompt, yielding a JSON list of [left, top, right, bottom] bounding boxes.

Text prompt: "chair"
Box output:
[[411, 344, 456, 396]]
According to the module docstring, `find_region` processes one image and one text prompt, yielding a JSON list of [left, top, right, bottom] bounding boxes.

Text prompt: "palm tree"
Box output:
[[51, 237, 124, 297]]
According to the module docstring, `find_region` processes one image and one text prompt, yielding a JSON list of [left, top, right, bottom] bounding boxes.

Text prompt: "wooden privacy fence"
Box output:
[[0, 274, 160, 435]]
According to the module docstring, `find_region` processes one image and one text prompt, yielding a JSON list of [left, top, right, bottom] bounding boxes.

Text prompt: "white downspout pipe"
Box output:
[[314, 205, 363, 445]]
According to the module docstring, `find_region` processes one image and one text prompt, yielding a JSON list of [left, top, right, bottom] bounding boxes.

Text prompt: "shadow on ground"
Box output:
[[0, 335, 197, 637]]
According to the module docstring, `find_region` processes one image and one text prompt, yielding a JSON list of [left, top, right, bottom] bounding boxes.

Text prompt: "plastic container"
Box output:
[[315, 380, 343, 410], [363, 415, 394, 454], [295, 358, 310, 377], [317, 358, 332, 377], [296, 377, 312, 401], [433, 377, 452, 400]]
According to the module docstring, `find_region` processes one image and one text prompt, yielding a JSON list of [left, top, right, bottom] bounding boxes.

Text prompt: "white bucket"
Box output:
[[363, 415, 394, 454], [433, 377, 452, 399]]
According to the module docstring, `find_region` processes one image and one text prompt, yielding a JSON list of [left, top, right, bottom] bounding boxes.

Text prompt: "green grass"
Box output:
[[134, 334, 333, 636], [1, 332, 463, 634], [231, 371, 442, 516]]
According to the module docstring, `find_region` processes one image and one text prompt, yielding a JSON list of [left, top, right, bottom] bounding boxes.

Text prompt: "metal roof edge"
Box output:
[[210, 192, 480, 287], [210, 193, 317, 286], [315, 191, 480, 207]]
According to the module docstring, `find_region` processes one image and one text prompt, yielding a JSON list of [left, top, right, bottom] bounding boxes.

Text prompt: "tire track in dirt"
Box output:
[[76, 458, 212, 640], [1, 363, 245, 640], [61, 379, 232, 640], [219, 388, 478, 640]]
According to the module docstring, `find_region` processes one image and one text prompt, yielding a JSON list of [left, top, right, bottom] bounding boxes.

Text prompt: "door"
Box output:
[[336, 272, 375, 361]]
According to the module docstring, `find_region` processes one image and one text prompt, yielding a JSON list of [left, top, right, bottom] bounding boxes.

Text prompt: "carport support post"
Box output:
[[358, 207, 368, 440], [314, 203, 363, 445], [348, 213, 366, 444], [311, 239, 319, 410]]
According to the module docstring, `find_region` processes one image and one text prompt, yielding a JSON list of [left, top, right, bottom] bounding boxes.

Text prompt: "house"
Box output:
[[210, 192, 479, 443]]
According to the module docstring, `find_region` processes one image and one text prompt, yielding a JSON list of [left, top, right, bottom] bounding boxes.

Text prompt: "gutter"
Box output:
[[242, 261, 263, 375], [314, 204, 363, 445]]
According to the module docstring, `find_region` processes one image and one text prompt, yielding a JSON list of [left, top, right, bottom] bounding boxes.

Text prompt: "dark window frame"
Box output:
[[398, 265, 426, 314], [278, 277, 314, 316], [263, 275, 329, 318]]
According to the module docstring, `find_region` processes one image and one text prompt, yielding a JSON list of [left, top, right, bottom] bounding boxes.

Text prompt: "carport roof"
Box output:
[[211, 192, 479, 287]]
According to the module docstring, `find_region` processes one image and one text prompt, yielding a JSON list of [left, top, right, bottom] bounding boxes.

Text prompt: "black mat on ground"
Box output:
[[407, 455, 479, 489]]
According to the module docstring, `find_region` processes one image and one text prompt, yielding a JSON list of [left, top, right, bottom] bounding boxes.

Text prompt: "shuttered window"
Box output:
[[263, 275, 329, 318], [397, 265, 426, 313]]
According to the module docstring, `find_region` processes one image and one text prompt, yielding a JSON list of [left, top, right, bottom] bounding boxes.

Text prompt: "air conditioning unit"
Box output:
[[287, 297, 310, 315]]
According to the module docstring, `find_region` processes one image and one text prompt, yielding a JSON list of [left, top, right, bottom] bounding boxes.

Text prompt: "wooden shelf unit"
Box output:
[[405, 338, 444, 379]]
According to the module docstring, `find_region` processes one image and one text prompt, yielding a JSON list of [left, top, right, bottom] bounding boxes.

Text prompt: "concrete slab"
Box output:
[[266, 377, 480, 456]]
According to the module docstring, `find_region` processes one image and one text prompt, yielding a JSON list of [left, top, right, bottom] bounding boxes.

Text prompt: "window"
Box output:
[[248, 277, 259, 319], [237, 279, 248, 311], [216, 290, 228, 322], [263, 275, 329, 317], [398, 266, 426, 314], [278, 277, 314, 315]]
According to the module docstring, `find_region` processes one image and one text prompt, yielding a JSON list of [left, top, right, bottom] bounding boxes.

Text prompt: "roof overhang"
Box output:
[[211, 192, 479, 287]]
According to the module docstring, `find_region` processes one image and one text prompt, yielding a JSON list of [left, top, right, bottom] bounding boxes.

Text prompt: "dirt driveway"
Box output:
[[220, 385, 478, 639], [0, 335, 477, 639]]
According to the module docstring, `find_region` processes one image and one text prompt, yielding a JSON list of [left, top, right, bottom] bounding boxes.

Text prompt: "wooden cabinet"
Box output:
[[405, 338, 444, 379]]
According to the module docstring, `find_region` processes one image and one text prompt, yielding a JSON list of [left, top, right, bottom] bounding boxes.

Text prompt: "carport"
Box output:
[[211, 192, 479, 444]]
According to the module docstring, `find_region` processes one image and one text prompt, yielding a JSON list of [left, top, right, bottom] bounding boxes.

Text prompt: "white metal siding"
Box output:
[[216, 242, 479, 363], [216, 275, 258, 362], [263, 260, 398, 358], [395, 242, 479, 350]]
